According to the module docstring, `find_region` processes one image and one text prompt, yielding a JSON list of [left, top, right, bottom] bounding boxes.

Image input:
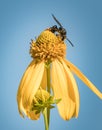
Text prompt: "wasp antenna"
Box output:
[[52, 14, 63, 27], [66, 38, 74, 47]]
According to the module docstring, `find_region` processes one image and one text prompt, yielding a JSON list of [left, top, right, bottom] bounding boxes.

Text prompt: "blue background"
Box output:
[[0, 0, 102, 130]]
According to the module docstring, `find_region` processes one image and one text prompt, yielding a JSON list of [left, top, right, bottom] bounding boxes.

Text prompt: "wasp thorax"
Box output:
[[30, 30, 66, 62]]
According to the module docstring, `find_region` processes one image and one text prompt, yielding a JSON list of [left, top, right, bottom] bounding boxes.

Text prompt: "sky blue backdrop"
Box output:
[[0, 0, 102, 130]]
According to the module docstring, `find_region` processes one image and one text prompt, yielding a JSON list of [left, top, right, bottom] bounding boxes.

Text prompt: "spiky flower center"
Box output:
[[30, 30, 66, 62]]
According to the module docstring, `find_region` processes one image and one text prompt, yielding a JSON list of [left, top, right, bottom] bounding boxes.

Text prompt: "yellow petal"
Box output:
[[61, 59, 80, 118], [64, 59, 102, 99], [17, 61, 45, 120], [22, 61, 45, 108], [51, 59, 75, 120], [17, 60, 35, 117], [26, 110, 40, 120], [41, 66, 47, 90]]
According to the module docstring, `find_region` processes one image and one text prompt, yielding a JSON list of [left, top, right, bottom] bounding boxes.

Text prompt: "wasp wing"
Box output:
[[52, 14, 63, 27]]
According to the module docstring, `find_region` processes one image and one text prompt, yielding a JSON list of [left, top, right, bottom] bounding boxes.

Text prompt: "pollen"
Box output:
[[30, 30, 66, 62]]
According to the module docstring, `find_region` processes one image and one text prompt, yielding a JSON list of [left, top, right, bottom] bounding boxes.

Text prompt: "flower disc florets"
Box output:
[[30, 30, 66, 62]]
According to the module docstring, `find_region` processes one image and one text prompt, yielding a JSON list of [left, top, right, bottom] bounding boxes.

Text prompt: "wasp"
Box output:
[[48, 14, 74, 47]]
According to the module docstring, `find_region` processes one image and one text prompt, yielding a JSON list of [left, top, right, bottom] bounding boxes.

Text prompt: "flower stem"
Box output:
[[43, 108, 49, 130], [46, 64, 51, 127]]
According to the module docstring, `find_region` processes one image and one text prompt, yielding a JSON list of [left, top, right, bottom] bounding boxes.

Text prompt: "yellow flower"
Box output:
[[17, 30, 102, 121]]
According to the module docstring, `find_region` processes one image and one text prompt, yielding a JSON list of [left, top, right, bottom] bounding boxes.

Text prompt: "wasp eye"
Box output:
[[53, 25, 57, 29], [59, 27, 62, 30]]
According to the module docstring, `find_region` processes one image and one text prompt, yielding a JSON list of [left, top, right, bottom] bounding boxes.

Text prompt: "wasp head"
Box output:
[[49, 14, 74, 47]]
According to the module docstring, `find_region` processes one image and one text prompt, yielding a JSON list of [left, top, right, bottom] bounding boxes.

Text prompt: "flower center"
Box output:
[[30, 30, 66, 63]]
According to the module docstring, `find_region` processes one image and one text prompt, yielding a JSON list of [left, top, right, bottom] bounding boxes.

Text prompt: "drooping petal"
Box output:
[[17, 60, 35, 117], [17, 61, 45, 120], [22, 61, 45, 108], [51, 59, 75, 120], [19, 98, 40, 120], [41, 67, 47, 90], [26, 110, 40, 120], [61, 59, 80, 118], [64, 59, 102, 99]]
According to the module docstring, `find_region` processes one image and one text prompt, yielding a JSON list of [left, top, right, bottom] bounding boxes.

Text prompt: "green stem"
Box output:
[[46, 64, 51, 127], [43, 108, 49, 130]]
